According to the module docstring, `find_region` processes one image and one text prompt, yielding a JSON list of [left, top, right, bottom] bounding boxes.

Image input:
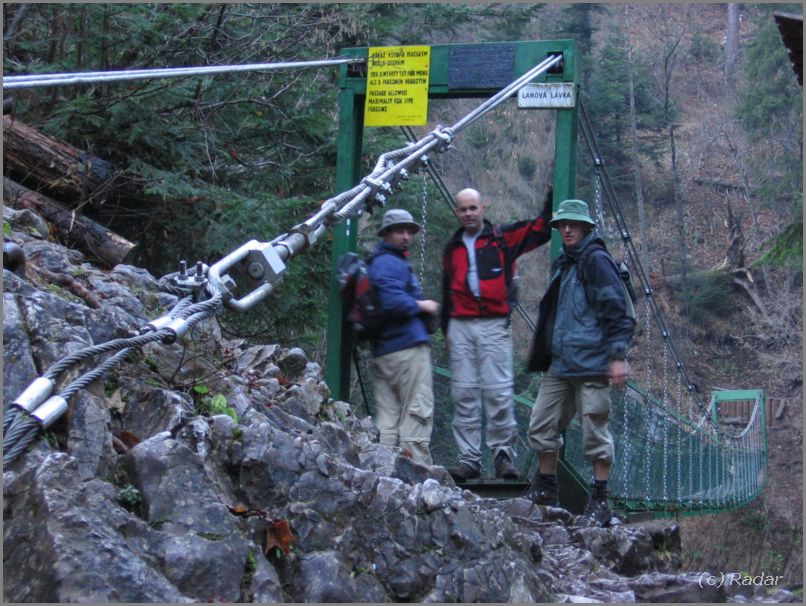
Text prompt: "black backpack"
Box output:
[[337, 252, 385, 341], [575, 241, 638, 321]]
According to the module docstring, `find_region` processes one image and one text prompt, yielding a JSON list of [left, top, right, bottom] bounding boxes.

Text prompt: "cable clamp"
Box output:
[[12, 377, 55, 414], [431, 126, 454, 147], [31, 396, 68, 428]]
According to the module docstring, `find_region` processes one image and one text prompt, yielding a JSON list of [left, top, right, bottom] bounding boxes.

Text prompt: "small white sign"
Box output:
[[517, 82, 576, 109]]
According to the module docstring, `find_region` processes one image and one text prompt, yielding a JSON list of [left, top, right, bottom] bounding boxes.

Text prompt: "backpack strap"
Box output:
[[490, 224, 516, 305], [575, 240, 607, 290]]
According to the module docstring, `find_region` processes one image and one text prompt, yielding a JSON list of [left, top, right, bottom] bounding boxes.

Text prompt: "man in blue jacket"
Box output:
[[525, 199, 635, 526], [368, 208, 440, 466]]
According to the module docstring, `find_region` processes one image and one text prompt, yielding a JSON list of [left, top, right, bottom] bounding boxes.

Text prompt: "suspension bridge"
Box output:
[[3, 40, 766, 521]]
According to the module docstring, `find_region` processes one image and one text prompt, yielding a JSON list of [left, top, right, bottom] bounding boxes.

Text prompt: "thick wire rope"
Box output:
[[3, 57, 364, 89], [3, 347, 133, 465], [3, 295, 222, 465], [2, 295, 194, 434]]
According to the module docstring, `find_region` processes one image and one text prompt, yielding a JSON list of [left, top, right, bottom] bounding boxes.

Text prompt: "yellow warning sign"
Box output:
[[364, 45, 430, 127]]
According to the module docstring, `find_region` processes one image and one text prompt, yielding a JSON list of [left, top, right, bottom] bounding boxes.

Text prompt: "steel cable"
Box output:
[[3, 421, 40, 466], [3, 56, 364, 90], [2, 297, 222, 465]]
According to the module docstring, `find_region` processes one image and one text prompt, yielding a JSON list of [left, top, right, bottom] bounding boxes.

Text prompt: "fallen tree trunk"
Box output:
[[2, 115, 150, 212], [4, 177, 138, 268]]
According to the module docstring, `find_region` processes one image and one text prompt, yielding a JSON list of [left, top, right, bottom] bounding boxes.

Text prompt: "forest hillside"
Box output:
[[3, 2, 803, 589]]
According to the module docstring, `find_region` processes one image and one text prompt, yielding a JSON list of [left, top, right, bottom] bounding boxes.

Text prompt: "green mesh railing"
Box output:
[[561, 385, 767, 516], [422, 363, 768, 516]]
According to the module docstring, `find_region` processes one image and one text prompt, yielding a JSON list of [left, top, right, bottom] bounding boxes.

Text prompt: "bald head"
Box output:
[[456, 188, 481, 205], [454, 188, 486, 235]]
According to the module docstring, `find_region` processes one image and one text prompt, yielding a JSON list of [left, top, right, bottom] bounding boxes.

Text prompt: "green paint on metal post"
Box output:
[[325, 56, 365, 401]]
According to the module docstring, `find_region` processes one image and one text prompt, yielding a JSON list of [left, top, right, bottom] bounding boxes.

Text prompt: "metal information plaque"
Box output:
[[448, 44, 516, 90], [518, 83, 577, 108]]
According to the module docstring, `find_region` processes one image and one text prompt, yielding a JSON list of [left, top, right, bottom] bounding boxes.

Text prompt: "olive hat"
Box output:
[[378, 208, 421, 235], [550, 199, 596, 227]]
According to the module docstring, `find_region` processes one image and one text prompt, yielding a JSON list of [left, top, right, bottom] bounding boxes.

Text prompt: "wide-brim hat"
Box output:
[[550, 199, 596, 227], [378, 208, 421, 235]]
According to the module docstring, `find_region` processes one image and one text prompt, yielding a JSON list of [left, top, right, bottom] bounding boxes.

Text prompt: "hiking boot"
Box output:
[[448, 462, 481, 482], [526, 474, 559, 507], [494, 452, 519, 479], [582, 494, 613, 527]]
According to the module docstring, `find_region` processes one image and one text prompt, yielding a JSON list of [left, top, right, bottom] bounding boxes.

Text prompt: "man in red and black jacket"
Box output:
[[441, 187, 553, 481]]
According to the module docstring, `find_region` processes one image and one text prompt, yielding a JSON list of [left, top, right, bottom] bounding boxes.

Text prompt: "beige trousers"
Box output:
[[372, 343, 434, 465], [527, 374, 614, 463]]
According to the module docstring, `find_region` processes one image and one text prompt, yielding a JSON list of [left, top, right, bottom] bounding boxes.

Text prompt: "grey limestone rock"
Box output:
[[4, 205, 797, 604]]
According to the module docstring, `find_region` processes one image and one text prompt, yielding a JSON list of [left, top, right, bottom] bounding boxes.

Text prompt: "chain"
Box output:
[[687, 393, 694, 502], [419, 170, 429, 284], [676, 377, 684, 501], [659, 340, 670, 501], [593, 165, 607, 234], [643, 412, 652, 501], [620, 391, 633, 497], [643, 294, 654, 397]]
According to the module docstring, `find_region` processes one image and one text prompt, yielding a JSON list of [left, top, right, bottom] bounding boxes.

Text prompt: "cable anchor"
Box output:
[[206, 240, 286, 313]]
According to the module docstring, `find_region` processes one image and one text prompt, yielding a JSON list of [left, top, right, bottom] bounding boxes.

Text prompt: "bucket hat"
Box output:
[[378, 208, 421, 235], [550, 199, 596, 227]]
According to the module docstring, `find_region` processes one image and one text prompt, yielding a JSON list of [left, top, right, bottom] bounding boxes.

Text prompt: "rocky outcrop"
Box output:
[[2, 205, 799, 603]]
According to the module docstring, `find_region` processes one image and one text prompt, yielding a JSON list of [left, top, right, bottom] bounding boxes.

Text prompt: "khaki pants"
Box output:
[[527, 375, 614, 463], [448, 317, 518, 468], [372, 343, 434, 465]]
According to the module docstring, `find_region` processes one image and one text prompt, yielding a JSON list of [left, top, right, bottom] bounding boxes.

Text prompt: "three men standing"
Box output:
[[366, 196, 633, 528], [440, 187, 553, 481]]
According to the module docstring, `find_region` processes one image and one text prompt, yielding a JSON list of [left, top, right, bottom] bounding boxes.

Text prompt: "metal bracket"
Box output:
[[207, 240, 286, 312]]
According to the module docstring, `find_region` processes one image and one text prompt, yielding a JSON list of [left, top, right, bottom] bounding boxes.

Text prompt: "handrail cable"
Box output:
[[2, 56, 366, 90]]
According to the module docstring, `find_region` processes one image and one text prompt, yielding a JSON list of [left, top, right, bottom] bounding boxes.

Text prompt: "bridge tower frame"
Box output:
[[325, 39, 582, 400]]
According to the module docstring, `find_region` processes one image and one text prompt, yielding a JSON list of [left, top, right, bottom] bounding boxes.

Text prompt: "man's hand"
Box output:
[[541, 186, 554, 217], [609, 359, 630, 389], [417, 299, 440, 316]]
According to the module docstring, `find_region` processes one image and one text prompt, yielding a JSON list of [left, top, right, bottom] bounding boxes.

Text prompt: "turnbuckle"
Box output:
[[207, 240, 287, 312]]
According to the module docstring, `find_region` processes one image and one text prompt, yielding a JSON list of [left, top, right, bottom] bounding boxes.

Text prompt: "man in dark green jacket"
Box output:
[[525, 199, 635, 526]]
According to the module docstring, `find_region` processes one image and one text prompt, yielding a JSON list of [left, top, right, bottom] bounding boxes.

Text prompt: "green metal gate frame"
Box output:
[[325, 39, 582, 400]]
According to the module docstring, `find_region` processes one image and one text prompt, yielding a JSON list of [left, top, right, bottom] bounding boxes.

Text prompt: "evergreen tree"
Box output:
[[736, 7, 803, 223]]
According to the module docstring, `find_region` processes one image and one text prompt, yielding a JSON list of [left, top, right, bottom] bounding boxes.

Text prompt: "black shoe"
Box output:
[[494, 452, 519, 479], [527, 474, 559, 507], [448, 462, 481, 481], [583, 495, 612, 527]]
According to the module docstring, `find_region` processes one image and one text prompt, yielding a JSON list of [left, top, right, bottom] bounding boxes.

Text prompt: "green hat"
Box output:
[[550, 199, 596, 227]]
